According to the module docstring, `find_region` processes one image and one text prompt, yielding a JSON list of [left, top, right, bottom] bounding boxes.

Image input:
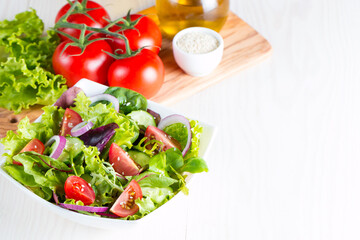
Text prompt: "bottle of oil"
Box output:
[[156, 0, 229, 38]]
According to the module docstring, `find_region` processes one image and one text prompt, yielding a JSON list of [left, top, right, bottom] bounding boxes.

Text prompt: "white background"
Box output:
[[1, 0, 360, 239]]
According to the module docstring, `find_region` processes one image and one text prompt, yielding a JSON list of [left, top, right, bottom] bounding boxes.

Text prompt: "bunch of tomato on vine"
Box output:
[[52, 0, 163, 99]]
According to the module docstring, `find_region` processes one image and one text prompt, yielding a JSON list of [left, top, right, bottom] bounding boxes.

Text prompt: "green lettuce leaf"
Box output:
[[0, 58, 67, 113], [162, 119, 203, 161], [12, 152, 67, 188], [164, 123, 188, 149], [0, 9, 43, 43], [2, 152, 69, 200], [135, 172, 177, 188], [181, 157, 208, 173], [185, 120, 203, 160], [0, 9, 59, 71], [135, 197, 156, 218], [0, 9, 65, 113], [4, 29, 59, 71], [141, 187, 174, 204]]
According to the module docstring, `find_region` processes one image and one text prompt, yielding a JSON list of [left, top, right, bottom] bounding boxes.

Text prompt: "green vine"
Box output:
[[53, 0, 142, 57]]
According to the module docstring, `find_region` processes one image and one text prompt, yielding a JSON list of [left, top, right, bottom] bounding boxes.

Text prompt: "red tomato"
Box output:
[[14, 139, 45, 166], [110, 180, 142, 217], [145, 125, 182, 151], [52, 39, 114, 87], [60, 108, 83, 136], [107, 49, 164, 99], [107, 14, 162, 54], [109, 143, 139, 176], [55, 0, 110, 41], [64, 175, 95, 205]]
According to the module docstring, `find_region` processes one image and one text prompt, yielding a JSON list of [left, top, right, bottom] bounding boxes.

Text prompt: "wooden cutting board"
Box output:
[[0, 7, 272, 138]]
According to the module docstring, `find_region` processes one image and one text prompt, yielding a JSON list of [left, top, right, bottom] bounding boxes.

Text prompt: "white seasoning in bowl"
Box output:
[[177, 32, 219, 54]]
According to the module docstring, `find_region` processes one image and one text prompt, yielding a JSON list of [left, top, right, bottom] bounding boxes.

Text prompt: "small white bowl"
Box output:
[[172, 27, 224, 77]]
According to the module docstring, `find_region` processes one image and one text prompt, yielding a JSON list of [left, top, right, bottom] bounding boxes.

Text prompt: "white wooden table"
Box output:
[[1, 0, 360, 239]]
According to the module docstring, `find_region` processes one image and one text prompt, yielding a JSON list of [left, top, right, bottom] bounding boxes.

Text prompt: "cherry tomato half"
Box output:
[[13, 139, 45, 166], [145, 125, 182, 151], [64, 175, 95, 205], [107, 49, 164, 99], [110, 180, 142, 217], [107, 14, 162, 54], [109, 143, 139, 176], [55, 0, 110, 41], [60, 108, 83, 136], [52, 39, 114, 87]]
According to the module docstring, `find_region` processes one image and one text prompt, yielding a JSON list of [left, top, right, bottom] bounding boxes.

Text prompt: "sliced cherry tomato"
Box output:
[[13, 139, 45, 166], [110, 180, 142, 217], [109, 143, 139, 176], [107, 14, 162, 54], [52, 39, 114, 87], [107, 49, 164, 99], [64, 175, 95, 205], [60, 108, 83, 136], [145, 125, 182, 151], [55, 0, 110, 41]]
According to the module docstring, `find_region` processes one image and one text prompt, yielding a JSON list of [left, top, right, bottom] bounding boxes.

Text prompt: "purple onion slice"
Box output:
[[157, 114, 192, 157], [59, 203, 109, 213], [53, 191, 109, 213], [147, 109, 161, 126], [71, 121, 94, 137], [54, 86, 83, 109], [53, 191, 59, 204], [45, 135, 67, 159], [89, 94, 119, 112]]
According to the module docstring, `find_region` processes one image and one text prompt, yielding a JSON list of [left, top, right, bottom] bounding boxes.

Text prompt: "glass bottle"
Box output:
[[156, 0, 230, 38]]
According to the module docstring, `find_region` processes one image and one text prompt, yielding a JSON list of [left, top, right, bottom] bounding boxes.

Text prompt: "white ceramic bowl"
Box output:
[[0, 79, 216, 229], [172, 27, 224, 77]]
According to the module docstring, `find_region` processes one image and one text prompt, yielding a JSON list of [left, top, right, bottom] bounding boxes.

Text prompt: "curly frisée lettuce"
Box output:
[[0, 9, 66, 113], [1, 89, 208, 220]]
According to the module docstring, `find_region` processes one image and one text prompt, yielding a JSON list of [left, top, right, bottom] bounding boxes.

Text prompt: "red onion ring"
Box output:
[[53, 191, 110, 213], [53, 191, 59, 204], [71, 121, 94, 137], [89, 94, 119, 112], [59, 203, 109, 213], [53, 192, 109, 213], [45, 135, 67, 159], [158, 114, 192, 157]]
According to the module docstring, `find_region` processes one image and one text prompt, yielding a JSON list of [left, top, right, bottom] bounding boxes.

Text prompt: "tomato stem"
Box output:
[[53, 0, 134, 56]]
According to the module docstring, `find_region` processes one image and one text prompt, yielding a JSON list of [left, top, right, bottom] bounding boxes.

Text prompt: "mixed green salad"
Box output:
[[1, 86, 208, 220]]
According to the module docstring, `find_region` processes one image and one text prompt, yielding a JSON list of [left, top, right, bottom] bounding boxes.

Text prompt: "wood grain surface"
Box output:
[[142, 7, 272, 104], [0, 6, 271, 138]]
